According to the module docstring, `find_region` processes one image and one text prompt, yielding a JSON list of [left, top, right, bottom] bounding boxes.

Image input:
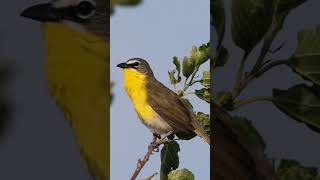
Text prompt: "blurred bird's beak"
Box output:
[[21, 3, 60, 22], [117, 62, 130, 69]]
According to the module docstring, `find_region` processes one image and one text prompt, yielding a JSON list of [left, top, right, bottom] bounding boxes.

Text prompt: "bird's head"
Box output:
[[21, 0, 109, 39], [117, 58, 154, 77]]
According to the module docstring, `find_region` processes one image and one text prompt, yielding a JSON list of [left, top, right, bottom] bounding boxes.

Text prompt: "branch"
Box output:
[[130, 135, 170, 180], [232, 96, 275, 110], [255, 59, 288, 77], [232, 59, 288, 100], [268, 41, 286, 54], [251, 25, 279, 74]]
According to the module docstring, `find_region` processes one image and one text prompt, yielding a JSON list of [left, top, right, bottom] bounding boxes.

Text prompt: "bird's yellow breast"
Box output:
[[123, 69, 156, 122]]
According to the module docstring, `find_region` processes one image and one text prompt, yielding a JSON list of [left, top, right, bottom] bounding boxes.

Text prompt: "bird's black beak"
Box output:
[[117, 63, 131, 69], [21, 3, 60, 22]]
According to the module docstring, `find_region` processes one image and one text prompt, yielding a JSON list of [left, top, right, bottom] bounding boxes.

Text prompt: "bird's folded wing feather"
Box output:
[[146, 79, 194, 132]]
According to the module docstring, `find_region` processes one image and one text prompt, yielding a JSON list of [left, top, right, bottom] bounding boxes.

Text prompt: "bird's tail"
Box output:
[[179, 97, 210, 145], [192, 120, 210, 145]]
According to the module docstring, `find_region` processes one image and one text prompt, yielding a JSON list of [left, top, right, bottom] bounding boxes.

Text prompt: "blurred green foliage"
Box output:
[[212, 0, 320, 179], [277, 159, 320, 180]]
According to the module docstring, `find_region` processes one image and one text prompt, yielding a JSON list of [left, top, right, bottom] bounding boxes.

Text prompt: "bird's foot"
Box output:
[[153, 133, 161, 139]]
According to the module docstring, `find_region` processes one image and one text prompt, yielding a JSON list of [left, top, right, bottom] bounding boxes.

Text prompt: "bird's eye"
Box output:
[[132, 62, 140, 67], [76, 1, 96, 18]]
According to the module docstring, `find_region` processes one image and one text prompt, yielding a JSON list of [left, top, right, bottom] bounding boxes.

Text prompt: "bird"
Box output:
[[21, 0, 110, 179], [117, 58, 210, 145]]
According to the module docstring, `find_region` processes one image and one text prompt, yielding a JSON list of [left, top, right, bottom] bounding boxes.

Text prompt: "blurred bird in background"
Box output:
[[21, 0, 110, 179]]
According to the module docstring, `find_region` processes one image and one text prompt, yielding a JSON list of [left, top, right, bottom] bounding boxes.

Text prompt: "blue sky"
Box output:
[[110, 0, 210, 179]]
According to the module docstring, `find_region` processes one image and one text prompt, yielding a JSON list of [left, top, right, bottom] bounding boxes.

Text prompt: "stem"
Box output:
[[130, 135, 157, 180], [183, 77, 189, 88], [173, 83, 177, 93], [190, 80, 202, 86], [233, 96, 275, 110], [251, 24, 279, 74], [189, 66, 199, 86], [130, 135, 169, 180], [182, 66, 200, 93], [232, 59, 288, 100], [233, 52, 249, 96], [255, 60, 288, 77]]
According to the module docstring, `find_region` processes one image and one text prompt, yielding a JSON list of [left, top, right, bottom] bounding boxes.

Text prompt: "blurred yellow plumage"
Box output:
[[21, 0, 110, 179]]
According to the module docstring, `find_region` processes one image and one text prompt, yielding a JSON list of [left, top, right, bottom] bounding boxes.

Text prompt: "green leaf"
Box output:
[[277, 159, 320, 180], [168, 168, 194, 180], [173, 57, 181, 83], [182, 57, 195, 79], [289, 25, 320, 86], [273, 0, 306, 28], [160, 141, 180, 180], [273, 84, 320, 133], [168, 70, 178, 85], [233, 116, 266, 151], [192, 44, 210, 66], [211, 0, 225, 46], [195, 88, 210, 103], [201, 71, 210, 88], [196, 112, 210, 135], [231, 0, 274, 52]]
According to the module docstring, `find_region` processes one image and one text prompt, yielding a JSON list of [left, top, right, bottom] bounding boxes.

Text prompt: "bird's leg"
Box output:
[[157, 131, 174, 144], [153, 133, 161, 139], [150, 133, 160, 152], [150, 132, 174, 152]]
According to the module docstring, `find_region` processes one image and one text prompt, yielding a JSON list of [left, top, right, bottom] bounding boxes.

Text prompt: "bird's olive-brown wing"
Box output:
[[146, 78, 194, 133]]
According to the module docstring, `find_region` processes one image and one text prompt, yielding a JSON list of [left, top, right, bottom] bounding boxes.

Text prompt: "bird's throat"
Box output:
[[123, 69, 155, 121]]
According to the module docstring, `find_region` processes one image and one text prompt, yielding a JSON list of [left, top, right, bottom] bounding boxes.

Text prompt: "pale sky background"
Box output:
[[110, 1, 210, 179]]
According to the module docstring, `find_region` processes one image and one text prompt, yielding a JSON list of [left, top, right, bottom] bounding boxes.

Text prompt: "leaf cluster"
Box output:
[[212, 0, 320, 179], [276, 159, 320, 180], [152, 44, 211, 180]]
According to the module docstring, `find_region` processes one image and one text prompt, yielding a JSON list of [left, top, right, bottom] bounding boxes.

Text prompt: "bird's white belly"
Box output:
[[139, 112, 173, 135]]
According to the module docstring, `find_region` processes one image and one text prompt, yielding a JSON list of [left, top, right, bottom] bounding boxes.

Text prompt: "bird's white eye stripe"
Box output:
[[126, 60, 140, 64]]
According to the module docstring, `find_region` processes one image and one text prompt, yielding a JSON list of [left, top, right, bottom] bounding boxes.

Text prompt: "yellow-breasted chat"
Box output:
[[117, 58, 210, 145], [21, 0, 110, 179]]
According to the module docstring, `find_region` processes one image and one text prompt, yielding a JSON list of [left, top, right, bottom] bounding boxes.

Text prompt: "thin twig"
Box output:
[[268, 41, 287, 54], [130, 135, 170, 180], [255, 59, 288, 77], [251, 26, 278, 74], [233, 52, 249, 96], [232, 96, 275, 110], [130, 136, 157, 180], [232, 59, 288, 100]]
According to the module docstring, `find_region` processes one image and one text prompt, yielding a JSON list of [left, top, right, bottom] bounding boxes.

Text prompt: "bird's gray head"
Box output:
[[117, 58, 154, 76], [21, 0, 109, 39]]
